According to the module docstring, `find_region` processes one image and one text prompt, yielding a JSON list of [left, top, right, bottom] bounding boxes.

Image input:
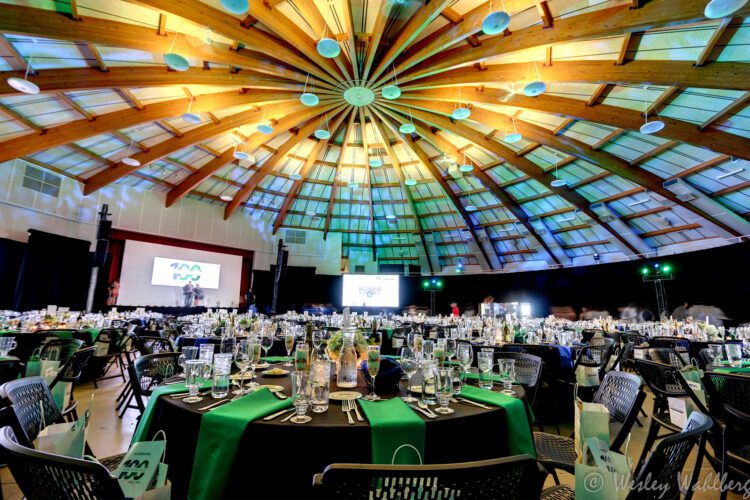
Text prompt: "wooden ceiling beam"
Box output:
[[699, 91, 750, 130], [404, 87, 750, 160], [640, 223, 701, 238], [628, 141, 677, 165], [361, 0, 395, 80], [398, 0, 750, 83], [56, 92, 94, 121], [0, 103, 44, 134], [646, 86, 680, 115], [360, 109, 376, 260], [0, 90, 295, 164], [695, 17, 742, 66], [327, 110, 357, 238], [224, 103, 347, 220], [0, 35, 28, 72], [291, 1, 353, 80]]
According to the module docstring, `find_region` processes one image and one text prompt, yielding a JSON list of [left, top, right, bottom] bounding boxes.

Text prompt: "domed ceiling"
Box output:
[[0, 0, 749, 272]]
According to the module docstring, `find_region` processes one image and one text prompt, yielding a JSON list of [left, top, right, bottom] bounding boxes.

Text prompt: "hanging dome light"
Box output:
[[220, 194, 233, 202], [523, 81, 546, 97], [290, 173, 303, 181], [404, 178, 417, 186], [369, 157, 383, 167], [550, 178, 568, 187], [122, 157, 141, 167], [399, 123, 416, 134], [381, 85, 401, 100], [451, 107, 471, 120], [704, 0, 748, 18], [220, 0, 249, 14], [504, 132, 522, 143], [305, 210, 317, 216], [458, 163, 474, 173], [314, 129, 330, 140], [385, 213, 397, 220], [164, 53, 190, 72], [317, 38, 340, 58], [482, 10, 511, 35], [6, 77, 39, 95], [640, 120, 666, 135], [182, 112, 201, 124], [233, 151, 249, 160], [466, 204, 477, 211], [257, 120, 273, 134], [300, 93, 319, 106]]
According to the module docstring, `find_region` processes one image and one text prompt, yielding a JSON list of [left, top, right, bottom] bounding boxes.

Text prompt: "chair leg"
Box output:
[[684, 435, 706, 500], [550, 469, 560, 485], [635, 418, 661, 476]]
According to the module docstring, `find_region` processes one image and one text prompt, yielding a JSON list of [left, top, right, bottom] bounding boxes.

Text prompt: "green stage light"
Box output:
[[641, 267, 650, 276], [437, 280, 443, 287], [423, 280, 429, 288], [662, 264, 672, 273]]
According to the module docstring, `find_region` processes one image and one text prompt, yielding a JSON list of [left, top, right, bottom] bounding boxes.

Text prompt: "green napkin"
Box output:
[[459, 385, 536, 457], [380, 328, 393, 340], [50, 330, 73, 340], [358, 398, 425, 465], [465, 372, 503, 382], [189, 388, 292, 500], [260, 356, 292, 363], [131, 382, 209, 443], [714, 366, 750, 374]]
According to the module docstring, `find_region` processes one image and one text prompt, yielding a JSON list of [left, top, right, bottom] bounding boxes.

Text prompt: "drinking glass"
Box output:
[[199, 344, 214, 379], [423, 339, 434, 360], [407, 332, 418, 350], [312, 331, 325, 355], [178, 346, 199, 375], [457, 343, 474, 376], [726, 344, 743, 367], [295, 343, 310, 372], [398, 347, 419, 403], [211, 353, 232, 399], [247, 340, 262, 389], [290, 371, 312, 423], [310, 360, 331, 413], [477, 351, 494, 390], [709, 344, 724, 364], [412, 334, 424, 357], [452, 367, 464, 395], [284, 332, 296, 366], [445, 338, 457, 366], [433, 340, 446, 367], [365, 345, 381, 401], [435, 368, 454, 415], [220, 336, 236, 355], [184, 359, 205, 403], [232, 340, 251, 395], [420, 359, 438, 405], [261, 331, 274, 363], [498, 359, 517, 396], [0, 337, 17, 357]]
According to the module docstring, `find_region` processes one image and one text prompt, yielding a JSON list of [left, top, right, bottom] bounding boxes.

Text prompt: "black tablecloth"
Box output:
[[143, 369, 527, 499]]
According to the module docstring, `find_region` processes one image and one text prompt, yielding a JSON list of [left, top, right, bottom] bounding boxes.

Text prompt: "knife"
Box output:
[[456, 397, 493, 409], [408, 403, 436, 419], [263, 408, 295, 421]]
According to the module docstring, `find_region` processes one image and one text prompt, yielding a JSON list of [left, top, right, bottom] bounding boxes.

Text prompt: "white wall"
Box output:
[[118, 240, 243, 307], [0, 159, 343, 275]]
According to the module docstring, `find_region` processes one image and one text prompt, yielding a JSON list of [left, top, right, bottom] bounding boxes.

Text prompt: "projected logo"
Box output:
[[170, 262, 202, 282], [358, 286, 382, 298]]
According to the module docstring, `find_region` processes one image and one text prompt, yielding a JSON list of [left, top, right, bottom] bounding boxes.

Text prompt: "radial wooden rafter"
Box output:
[[325, 109, 357, 239]]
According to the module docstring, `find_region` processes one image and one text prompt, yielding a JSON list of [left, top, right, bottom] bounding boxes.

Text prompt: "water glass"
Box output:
[[709, 344, 724, 364], [219, 336, 236, 355], [291, 371, 312, 423], [310, 360, 331, 413], [420, 360, 438, 405], [423, 339, 434, 360], [178, 346, 199, 373], [184, 359, 205, 403], [199, 344, 214, 377], [0, 337, 17, 356], [399, 347, 419, 403], [452, 367, 464, 395], [211, 353, 232, 399], [498, 359, 517, 396], [726, 344, 743, 367], [477, 351, 494, 390], [435, 368, 454, 415]]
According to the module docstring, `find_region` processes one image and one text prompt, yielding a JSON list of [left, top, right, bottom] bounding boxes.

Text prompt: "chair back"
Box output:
[[316, 455, 545, 500], [592, 371, 647, 451], [622, 332, 649, 345], [0, 376, 62, 446], [495, 352, 543, 406], [590, 337, 616, 348], [40, 338, 84, 365], [634, 360, 708, 415], [649, 336, 690, 353], [574, 345, 613, 375], [604, 331, 622, 344], [629, 412, 713, 500], [0, 426, 124, 499], [131, 334, 173, 355], [8, 332, 50, 362], [610, 342, 633, 371], [703, 372, 750, 436], [50, 346, 95, 389], [93, 329, 127, 357], [581, 329, 602, 343], [128, 352, 181, 413], [646, 347, 687, 368], [0, 358, 21, 385]]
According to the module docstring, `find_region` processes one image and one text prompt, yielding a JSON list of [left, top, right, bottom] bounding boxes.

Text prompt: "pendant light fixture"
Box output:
[[504, 117, 522, 143], [465, 194, 477, 212], [639, 86, 665, 135], [482, 0, 511, 35], [6, 39, 39, 95], [523, 62, 546, 97], [348, 148, 359, 189], [314, 113, 331, 140], [317, 25, 340, 59], [299, 75, 319, 106], [257, 107, 273, 134], [164, 29, 190, 72], [369, 156, 383, 168], [220, 168, 235, 201], [704, 0, 748, 18], [549, 160, 567, 187], [404, 177, 417, 186], [220, 0, 249, 14], [288, 141, 305, 180], [458, 152, 473, 173], [399, 108, 416, 134], [181, 96, 201, 124], [381, 65, 402, 100], [121, 130, 141, 167], [452, 88, 471, 120], [232, 132, 249, 161], [305, 210, 317, 217]]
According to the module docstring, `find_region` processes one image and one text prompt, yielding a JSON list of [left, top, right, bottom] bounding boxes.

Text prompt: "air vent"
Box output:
[[22, 165, 61, 197], [284, 228, 306, 245]]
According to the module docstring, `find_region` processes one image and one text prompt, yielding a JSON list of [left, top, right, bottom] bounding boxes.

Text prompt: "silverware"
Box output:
[[342, 399, 355, 424], [352, 400, 364, 422], [408, 403, 436, 419], [417, 401, 438, 418], [263, 408, 295, 421], [198, 399, 231, 411], [171, 390, 209, 399], [280, 411, 296, 423], [272, 391, 288, 400], [455, 397, 492, 409]]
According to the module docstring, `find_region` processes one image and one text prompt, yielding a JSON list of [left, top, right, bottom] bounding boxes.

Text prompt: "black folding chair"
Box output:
[[126, 352, 181, 417], [646, 347, 688, 368], [91, 329, 129, 388]]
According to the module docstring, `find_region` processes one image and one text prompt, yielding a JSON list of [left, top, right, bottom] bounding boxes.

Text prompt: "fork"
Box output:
[[342, 400, 355, 424]]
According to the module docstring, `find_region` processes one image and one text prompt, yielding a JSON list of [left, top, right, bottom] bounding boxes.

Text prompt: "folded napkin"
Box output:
[[358, 398, 424, 465], [714, 366, 750, 374], [131, 381, 209, 443], [459, 385, 535, 457], [260, 356, 292, 363], [362, 357, 404, 394], [379, 328, 394, 340], [189, 388, 292, 500], [464, 372, 503, 382]]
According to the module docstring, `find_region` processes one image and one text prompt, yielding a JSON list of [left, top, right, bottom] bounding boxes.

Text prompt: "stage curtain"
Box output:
[[13, 230, 92, 311], [0, 238, 26, 309]]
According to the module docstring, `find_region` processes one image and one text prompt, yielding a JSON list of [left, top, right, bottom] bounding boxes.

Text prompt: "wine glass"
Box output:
[[457, 343, 474, 378], [178, 346, 199, 377], [260, 330, 274, 362], [247, 340, 262, 389], [423, 339, 434, 360], [498, 359, 517, 396], [445, 338, 457, 366], [232, 340, 251, 395], [434, 339, 446, 367], [365, 345, 381, 401], [398, 347, 419, 403], [312, 330, 325, 355], [284, 331, 295, 366], [184, 359, 205, 403], [435, 368, 454, 414], [290, 371, 312, 424]]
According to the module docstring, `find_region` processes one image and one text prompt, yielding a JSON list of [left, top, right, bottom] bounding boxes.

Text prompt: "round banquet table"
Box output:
[[143, 368, 528, 499]]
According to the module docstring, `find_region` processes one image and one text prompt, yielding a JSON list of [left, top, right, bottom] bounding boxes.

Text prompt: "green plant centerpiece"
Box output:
[[326, 329, 369, 363]]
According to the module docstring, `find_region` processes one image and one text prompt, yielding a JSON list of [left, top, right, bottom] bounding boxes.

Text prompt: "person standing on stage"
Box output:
[[193, 283, 204, 306], [107, 280, 120, 306], [245, 287, 257, 315], [182, 281, 194, 308]]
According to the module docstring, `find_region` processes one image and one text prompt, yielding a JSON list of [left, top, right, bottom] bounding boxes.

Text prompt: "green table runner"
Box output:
[[459, 385, 536, 457], [358, 398, 425, 465], [0, 329, 101, 343], [380, 328, 394, 340], [260, 356, 292, 363], [465, 372, 503, 382], [715, 366, 750, 374], [189, 388, 292, 500], [131, 381, 209, 443]]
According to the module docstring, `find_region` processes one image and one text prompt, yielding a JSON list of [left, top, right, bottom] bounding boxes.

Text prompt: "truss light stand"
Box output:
[[641, 263, 674, 320]]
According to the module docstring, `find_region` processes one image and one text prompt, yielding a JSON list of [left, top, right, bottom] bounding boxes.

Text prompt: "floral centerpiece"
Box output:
[[326, 330, 369, 363]]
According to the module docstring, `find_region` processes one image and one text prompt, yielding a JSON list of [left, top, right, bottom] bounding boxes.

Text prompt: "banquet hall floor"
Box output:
[[0, 378, 742, 499]]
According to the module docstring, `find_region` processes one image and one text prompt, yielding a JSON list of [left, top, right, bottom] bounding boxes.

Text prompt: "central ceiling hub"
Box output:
[[343, 86, 375, 107]]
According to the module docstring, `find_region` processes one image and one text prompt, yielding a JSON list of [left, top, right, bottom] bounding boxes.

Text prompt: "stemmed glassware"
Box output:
[[232, 340, 251, 395], [423, 339, 434, 360], [290, 372, 312, 424], [445, 338, 457, 367], [247, 340, 262, 389], [312, 330, 325, 357], [498, 359, 517, 396], [284, 330, 296, 366], [184, 359, 205, 403], [365, 345, 381, 401], [260, 329, 274, 364], [435, 368, 454, 414], [434, 339, 446, 367], [398, 347, 419, 403], [456, 343, 474, 379], [295, 343, 310, 372]]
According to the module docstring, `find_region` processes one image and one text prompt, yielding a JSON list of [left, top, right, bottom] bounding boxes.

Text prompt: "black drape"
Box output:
[[0, 238, 25, 309], [13, 230, 92, 311]]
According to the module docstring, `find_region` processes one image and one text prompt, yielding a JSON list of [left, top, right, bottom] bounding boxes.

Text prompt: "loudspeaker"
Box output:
[[93, 239, 109, 267], [96, 220, 112, 241]]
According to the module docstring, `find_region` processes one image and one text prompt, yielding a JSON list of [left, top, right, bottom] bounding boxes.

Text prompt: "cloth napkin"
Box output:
[[459, 385, 536, 457], [464, 372, 503, 382], [358, 398, 425, 465], [189, 388, 292, 500], [379, 328, 393, 340], [715, 366, 750, 374], [131, 382, 208, 443], [260, 356, 292, 363]]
